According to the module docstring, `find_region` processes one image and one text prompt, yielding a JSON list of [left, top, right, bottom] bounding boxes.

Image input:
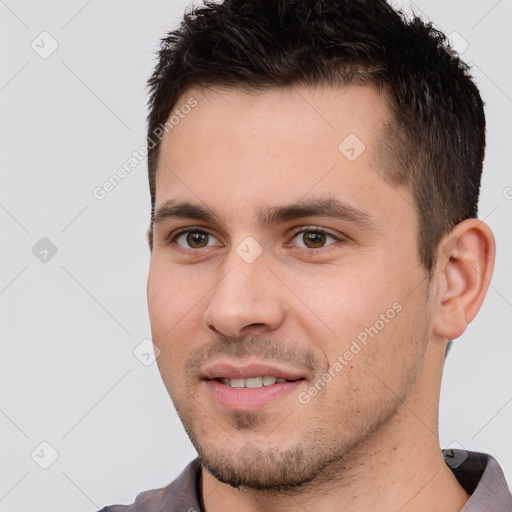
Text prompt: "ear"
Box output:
[[432, 218, 495, 340]]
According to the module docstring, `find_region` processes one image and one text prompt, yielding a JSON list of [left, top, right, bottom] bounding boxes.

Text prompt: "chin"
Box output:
[[196, 438, 340, 491]]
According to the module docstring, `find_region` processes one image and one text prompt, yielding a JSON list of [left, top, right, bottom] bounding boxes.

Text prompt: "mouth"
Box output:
[[202, 362, 308, 411], [216, 376, 296, 388]]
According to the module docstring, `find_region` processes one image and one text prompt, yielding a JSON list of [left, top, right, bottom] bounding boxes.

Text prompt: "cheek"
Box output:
[[148, 260, 199, 329], [291, 263, 405, 356], [306, 301, 425, 424], [147, 261, 207, 370]]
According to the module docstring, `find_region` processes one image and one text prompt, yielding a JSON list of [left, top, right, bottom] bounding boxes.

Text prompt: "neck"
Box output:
[[200, 340, 470, 512]]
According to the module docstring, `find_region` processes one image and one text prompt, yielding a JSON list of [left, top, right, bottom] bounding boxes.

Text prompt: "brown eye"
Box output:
[[185, 231, 208, 248], [302, 231, 327, 248], [173, 229, 220, 250], [289, 228, 341, 250]]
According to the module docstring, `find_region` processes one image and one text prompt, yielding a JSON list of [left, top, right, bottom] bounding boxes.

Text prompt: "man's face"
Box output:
[[147, 84, 435, 489]]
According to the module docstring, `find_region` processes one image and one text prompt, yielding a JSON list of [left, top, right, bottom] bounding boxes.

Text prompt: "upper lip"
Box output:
[[202, 361, 308, 381]]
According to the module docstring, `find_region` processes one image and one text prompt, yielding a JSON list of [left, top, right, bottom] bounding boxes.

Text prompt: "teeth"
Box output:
[[218, 376, 288, 388], [245, 377, 263, 388]]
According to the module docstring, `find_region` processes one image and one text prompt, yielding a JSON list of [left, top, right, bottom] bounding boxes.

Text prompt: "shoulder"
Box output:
[[95, 458, 202, 512], [96, 486, 167, 512]]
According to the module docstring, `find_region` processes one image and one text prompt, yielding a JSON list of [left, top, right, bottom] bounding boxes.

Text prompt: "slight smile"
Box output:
[[202, 362, 309, 412]]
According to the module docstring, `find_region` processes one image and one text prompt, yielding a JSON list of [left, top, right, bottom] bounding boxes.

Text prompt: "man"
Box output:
[[99, 0, 512, 510]]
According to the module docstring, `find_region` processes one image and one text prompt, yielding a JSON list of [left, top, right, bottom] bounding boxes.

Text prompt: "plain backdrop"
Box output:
[[1, 1, 511, 510]]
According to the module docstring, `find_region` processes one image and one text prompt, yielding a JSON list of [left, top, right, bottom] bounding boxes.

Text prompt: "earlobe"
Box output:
[[432, 219, 495, 341]]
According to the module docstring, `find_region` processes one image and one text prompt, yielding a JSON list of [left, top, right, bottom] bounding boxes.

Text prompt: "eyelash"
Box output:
[[166, 226, 344, 255]]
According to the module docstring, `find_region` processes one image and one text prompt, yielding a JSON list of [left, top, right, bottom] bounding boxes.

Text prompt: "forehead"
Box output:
[[154, 83, 413, 230], [160, 83, 389, 162]]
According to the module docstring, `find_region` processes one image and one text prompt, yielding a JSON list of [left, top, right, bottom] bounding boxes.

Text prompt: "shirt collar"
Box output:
[[157, 451, 512, 512], [443, 449, 512, 512]]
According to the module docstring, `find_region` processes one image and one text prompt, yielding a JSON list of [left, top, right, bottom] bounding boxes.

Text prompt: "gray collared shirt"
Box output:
[[97, 450, 512, 511]]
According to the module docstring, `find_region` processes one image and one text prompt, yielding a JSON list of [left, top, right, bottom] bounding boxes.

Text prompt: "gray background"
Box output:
[[0, 1, 511, 510]]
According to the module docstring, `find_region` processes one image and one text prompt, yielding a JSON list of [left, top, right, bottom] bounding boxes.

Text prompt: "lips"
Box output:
[[202, 362, 307, 382], [201, 361, 308, 411]]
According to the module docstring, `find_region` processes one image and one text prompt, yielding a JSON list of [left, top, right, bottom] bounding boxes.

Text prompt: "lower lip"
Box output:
[[205, 379, 305, 412]]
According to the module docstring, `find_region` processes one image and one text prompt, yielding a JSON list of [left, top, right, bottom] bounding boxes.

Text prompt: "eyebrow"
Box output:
[[152, 196, 379, 232]]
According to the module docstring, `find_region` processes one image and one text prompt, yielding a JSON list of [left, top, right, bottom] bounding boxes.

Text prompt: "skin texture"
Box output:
[[146, 83, 495, 512]]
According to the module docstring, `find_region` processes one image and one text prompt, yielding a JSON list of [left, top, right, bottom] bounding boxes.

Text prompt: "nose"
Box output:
[[203, 248, 286, 339]]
